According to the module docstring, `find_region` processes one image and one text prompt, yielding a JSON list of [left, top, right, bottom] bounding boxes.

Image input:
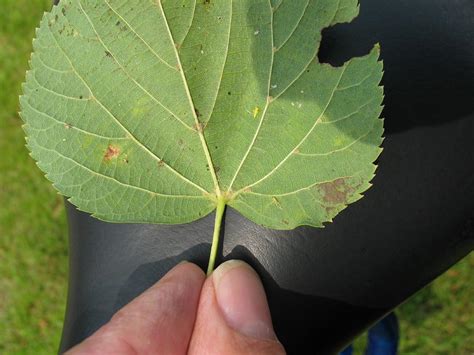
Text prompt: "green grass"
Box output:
[[0, 1, 472, 354], [0, 1, 68, 354], [351, 255, 474, 354]]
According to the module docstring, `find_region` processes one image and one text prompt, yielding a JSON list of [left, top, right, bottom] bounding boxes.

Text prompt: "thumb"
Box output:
[[189, 260, 285, 355]]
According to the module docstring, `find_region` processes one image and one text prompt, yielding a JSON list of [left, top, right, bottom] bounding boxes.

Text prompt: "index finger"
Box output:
[[65, 262, 205, 355]]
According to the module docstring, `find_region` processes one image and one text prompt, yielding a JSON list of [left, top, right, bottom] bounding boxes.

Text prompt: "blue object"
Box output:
[[340, 344, 354, 355], [341, 313, 399, 355]]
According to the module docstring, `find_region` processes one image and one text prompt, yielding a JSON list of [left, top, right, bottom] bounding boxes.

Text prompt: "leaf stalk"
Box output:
[[206, 197, 226, 276]]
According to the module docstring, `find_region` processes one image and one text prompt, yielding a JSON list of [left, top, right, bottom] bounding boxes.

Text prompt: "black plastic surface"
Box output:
[[58, 0, 474, 354]]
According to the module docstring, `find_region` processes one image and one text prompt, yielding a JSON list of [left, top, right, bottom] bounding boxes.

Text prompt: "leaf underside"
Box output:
[[21, 0, 384, 229]]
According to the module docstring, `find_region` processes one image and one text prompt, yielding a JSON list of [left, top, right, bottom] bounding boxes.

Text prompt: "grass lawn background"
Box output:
[[0, 1, 472, 354]]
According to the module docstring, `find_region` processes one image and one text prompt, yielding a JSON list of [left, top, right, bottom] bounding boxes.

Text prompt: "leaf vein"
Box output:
[[237, 65, 348, 193], [39, 144, 207, 199], [274, 0, 310, 52], [336, 71, 373, 91], [296, 128, 373, 157], [103, 0, 176, 70], [227, 0, 274, 192], [179, 0, 197, 46], [158, 0, 222, 195], [30, 73, 91, 101], [77, 1, 194, 131], [46, 20, 208, 194], [321, 97, 379, 124], [34, 54, 72, 74], [23, 99, 128, 140], [205, 0, 233, 127], [244, 173, 358, 198]]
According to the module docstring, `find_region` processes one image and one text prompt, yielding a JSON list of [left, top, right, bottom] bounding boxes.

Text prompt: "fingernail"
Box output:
[[212, 260, 277, 340]]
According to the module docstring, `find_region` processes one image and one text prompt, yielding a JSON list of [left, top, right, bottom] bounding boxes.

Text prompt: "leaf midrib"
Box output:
[[157, 0, 222, 198]]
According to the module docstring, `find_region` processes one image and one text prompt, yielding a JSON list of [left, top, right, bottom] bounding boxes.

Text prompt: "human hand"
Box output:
[[65, 260, 285, 355]]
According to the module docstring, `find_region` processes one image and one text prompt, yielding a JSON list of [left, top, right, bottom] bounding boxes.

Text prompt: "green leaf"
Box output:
[[21, 0, 384, 232]]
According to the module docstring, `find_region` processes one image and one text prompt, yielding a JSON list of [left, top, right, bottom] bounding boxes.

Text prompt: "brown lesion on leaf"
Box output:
[[324, 206, 338, 216], [64, 123, 72, 129], [318, 178, 355, 205], [157, 159, 165, 168], [103, 144, 120, 161], [282, 219, 289, 225]]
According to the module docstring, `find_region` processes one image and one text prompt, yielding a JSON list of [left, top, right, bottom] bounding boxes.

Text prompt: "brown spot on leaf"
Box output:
[[325, 206, 338, 216], [104, 144, 120, 161], [157, 159, 165, 168], [318, 178, 354, 204], [282, 219, 289, 225]]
